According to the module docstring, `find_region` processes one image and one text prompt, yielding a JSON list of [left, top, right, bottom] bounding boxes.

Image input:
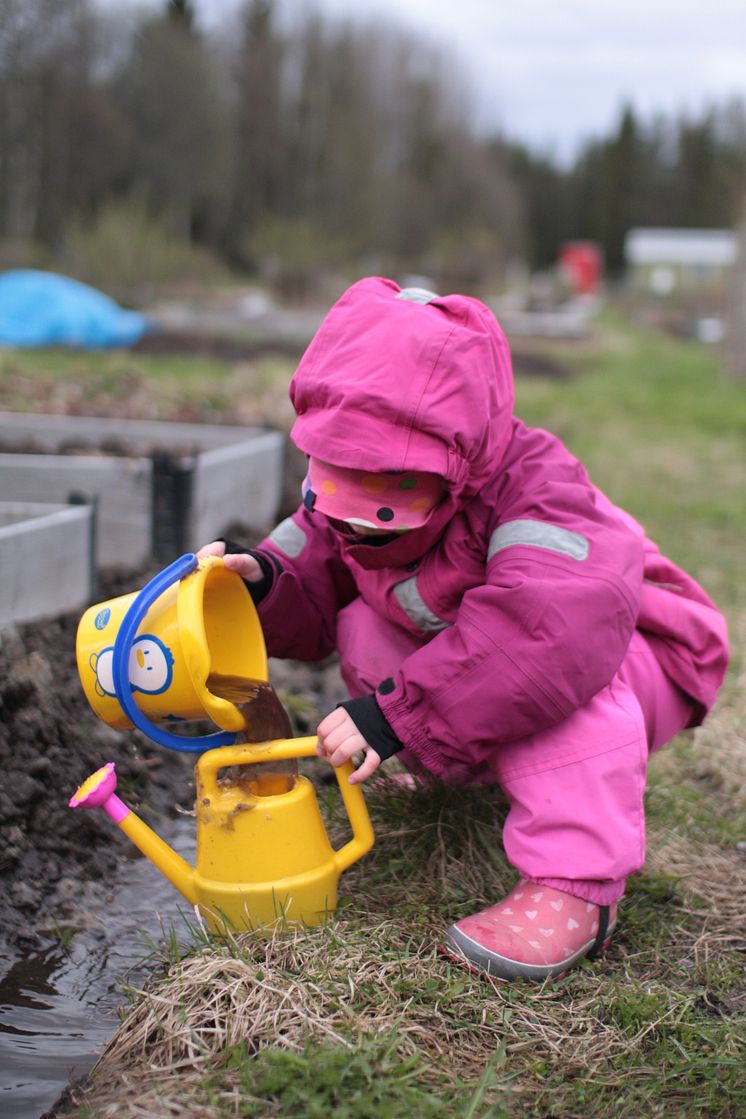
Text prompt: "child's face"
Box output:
[[334, 521, 396, 537]]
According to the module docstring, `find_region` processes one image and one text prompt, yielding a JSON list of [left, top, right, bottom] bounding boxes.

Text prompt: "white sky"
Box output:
[[177, 1, 746, 160]]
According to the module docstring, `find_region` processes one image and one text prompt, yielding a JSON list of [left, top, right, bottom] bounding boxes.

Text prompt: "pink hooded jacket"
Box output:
[[253, 278, 729, 776]]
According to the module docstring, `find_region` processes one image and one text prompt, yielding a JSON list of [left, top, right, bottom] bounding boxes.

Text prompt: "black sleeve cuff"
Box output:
[[219, 539, 283, 605], [338, 694, 404, 762]]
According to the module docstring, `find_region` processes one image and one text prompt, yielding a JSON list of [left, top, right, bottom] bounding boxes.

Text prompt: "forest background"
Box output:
[[2, 0, 746, 306]]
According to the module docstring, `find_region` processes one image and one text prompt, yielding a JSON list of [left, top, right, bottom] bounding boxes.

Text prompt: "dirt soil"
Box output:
[[0, 565, 192, 946], [133, 330, 307, 362]]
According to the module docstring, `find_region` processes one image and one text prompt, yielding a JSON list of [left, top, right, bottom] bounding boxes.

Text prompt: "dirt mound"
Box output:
[[0, 568, 195, 947], [133, 330, 305, 362], [512, 348, 573, 378]]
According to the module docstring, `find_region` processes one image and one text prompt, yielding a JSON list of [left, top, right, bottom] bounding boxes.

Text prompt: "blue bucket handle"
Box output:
[[111, 553, 238, 753]]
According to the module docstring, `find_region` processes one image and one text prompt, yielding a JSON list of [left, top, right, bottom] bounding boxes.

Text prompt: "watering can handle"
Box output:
[[111, 553, 238, 754], [198, 738, 374, 870]]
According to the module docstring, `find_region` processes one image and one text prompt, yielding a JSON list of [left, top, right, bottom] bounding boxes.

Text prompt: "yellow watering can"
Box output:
[[70, 553, 374, 931]]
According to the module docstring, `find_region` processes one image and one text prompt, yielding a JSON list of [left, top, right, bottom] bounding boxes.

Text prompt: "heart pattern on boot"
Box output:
[[450, 880, 617, 971]]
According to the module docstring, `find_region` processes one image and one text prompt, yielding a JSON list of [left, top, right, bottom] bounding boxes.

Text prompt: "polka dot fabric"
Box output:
[[303, 457, 444, 532]]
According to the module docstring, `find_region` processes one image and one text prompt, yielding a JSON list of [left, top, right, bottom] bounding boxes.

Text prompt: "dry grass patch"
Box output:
[[646, 829, 746, 979], [60, 768, 746, 1118]]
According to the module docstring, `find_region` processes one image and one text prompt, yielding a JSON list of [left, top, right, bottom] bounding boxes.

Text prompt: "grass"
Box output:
[[21, 310, 745, 1117], [63, 781, 746, 1117], [0, 345, 297, 431], [513, 315, 746, 618]]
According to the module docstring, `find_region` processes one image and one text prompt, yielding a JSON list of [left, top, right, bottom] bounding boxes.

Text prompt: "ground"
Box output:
[[0, 565, 192, 944]]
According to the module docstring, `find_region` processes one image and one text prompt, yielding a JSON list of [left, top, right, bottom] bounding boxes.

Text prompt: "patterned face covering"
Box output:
[[302, 457, 445, 533]]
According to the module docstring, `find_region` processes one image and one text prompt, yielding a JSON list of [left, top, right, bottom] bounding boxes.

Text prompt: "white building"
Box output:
[[624, 228, 737, 296]]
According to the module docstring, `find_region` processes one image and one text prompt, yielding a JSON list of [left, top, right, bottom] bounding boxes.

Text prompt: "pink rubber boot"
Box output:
[[442, 881, 617, 981]]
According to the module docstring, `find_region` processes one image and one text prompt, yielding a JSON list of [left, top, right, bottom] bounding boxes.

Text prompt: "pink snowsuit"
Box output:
[[253, 278, 729, 905]]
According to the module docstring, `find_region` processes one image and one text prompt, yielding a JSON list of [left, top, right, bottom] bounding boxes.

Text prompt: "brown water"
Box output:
[[0, 819, 196, 1119], [206, 675, 298, 785], [1, 683, 302, 1117]]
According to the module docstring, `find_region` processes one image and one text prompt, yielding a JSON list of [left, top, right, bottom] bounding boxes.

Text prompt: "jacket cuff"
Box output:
[[219, 539, 283, 605], [338, 694, 404, 762]]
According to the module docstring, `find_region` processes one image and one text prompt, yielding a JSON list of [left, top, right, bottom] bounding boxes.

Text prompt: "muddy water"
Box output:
[[1, 681, 301, 1118], [206, 674, 294, 743], [207, 675, 298, 783], [0, 819, 196, 1119]]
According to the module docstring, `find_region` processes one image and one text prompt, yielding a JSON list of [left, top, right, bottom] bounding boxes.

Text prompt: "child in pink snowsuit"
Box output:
[[200, 277, 729, 980]]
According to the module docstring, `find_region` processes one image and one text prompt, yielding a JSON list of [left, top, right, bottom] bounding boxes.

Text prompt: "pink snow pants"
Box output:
[[336, 599, 695, 906]]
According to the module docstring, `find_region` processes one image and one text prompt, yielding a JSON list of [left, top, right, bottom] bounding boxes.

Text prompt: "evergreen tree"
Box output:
[[167, 0, 196, 30]]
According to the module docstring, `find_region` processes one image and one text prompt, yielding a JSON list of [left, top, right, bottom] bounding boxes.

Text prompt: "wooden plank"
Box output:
[[0, 454, 152, 567], [0, 504, 94, 626], [0, 415, 285, 567], [189, 430, 284, 549]]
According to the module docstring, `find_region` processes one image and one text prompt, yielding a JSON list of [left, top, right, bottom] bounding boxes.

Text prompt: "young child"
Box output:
[[199, 277, 728, 981]]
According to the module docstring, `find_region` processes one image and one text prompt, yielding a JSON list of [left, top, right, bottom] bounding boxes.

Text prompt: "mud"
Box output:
[[0, 545, 349, 1119], [133, 329, 307, 362], [0, 565, 196, 947]]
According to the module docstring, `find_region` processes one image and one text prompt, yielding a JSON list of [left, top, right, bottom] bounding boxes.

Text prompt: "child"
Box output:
[[199, 277, 728, 981]]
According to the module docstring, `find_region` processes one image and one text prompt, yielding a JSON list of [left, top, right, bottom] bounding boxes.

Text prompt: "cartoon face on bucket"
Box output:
[[90, 634, 175, 698]]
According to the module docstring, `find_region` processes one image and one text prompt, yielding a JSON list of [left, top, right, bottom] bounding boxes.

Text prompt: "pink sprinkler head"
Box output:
[[69, 762, 129, 823]]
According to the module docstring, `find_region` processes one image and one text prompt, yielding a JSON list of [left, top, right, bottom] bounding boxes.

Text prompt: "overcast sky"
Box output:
[[187, 0, 746, 160], [331, 0, 746, 158]]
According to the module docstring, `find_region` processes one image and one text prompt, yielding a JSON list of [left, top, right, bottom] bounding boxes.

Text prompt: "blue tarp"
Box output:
[[0, 270, 149, 349]]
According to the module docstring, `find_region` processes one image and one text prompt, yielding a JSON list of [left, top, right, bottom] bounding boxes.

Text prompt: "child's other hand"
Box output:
[[316, 707, 381, 785], [196, 541, 264, 583]]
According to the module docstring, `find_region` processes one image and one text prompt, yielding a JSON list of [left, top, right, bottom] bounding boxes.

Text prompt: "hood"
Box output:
[[291, 277, 514, 492], [289, 277, 515, 563]]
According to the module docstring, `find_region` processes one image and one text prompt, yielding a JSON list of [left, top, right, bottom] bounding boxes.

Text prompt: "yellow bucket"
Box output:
[[76, 554, 267, 749]]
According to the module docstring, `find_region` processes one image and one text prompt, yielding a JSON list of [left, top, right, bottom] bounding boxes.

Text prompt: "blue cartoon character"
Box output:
[[90, 635, 175, 699]]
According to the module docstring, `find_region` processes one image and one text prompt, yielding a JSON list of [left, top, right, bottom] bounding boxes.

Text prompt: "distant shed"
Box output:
[[624, 228, 737, 295]]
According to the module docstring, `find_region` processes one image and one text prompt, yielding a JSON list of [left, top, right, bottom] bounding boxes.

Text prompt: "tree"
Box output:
[[111, 8, 228, 241], [222, 0, 284, 265], [167, 0, 196, 31], [0, 0, 120, 246], [500, 142, 563, 269]]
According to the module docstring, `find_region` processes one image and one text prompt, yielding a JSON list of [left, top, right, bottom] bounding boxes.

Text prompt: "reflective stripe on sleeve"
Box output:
[[488, 519, 589, 562], [393, 576, 451, 633], [268, 517, 307, 558]]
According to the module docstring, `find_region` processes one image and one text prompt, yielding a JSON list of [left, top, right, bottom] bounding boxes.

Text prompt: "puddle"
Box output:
[[1, 819, 196, 1119]]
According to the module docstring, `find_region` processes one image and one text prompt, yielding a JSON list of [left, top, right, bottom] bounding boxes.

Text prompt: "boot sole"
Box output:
[[441, 921, 616, 982]]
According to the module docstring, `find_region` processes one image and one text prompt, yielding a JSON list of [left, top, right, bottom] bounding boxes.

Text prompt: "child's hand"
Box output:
[[196, 541, 264, 583], [316, 707, 382, 785]]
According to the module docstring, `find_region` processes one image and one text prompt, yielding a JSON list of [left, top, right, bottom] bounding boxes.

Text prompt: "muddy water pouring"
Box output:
[[70, 553, 374, 930]]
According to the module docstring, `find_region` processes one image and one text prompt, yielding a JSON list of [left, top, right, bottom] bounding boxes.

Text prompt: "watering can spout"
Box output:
[[69, 763, 199, 907]]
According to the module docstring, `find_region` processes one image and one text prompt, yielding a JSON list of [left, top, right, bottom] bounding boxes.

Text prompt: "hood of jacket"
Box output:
[[289, 277, 515, 563]]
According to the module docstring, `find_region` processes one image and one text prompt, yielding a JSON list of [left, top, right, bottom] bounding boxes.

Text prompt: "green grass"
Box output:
[[207, 1035, 509, 1119], [0, 345, 296, 428], [514, 314, 746, 618], [22, 312, 746, 1118]]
